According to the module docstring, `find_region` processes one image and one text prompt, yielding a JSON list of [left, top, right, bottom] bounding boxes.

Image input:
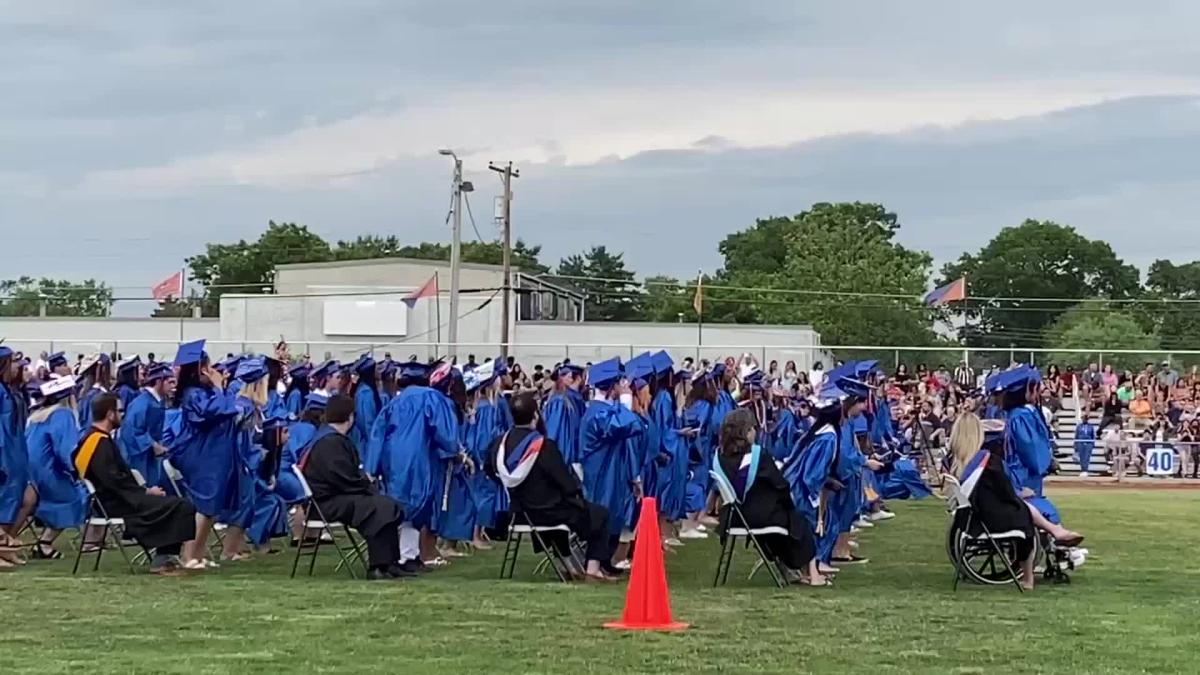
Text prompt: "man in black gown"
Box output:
[[301, 395, 409, 580], [484, 391, 613, 581], [78, 394, 196, 575]]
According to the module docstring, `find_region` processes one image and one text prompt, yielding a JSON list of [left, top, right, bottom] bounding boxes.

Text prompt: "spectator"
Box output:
[[1158, 360, 1180, 391], [1180, 419, 1200, 478], [1045, 364, 1062, 399], [1116, 380, 1135, 405], [1081, 362, 1103, 400], [781, 361, 798, 390], [1061, 365, 1077, 397], [1100, 390, 1124, 431], [1130, 389, 1153, 428], [1101, 364, 1118, 392], [767, 359, 780, 384], [953, 360, 974, 389], [934, 364, 951, 389], [892, 363, 915, 393], [809, 361, 825, 390], [1074, 405, 1097, 478]]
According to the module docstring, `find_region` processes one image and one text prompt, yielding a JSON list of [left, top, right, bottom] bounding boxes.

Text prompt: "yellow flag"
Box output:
[[692, 274, 703, 316]]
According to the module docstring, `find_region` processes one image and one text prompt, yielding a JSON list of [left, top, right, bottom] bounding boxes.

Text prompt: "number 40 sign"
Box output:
[[1144, 445, 1177, 476]]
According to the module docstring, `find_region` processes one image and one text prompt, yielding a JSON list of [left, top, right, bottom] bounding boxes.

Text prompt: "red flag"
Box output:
[[403, 274, 438, 308], [151, 271, 183, 301], [924, 277, 966, 307]]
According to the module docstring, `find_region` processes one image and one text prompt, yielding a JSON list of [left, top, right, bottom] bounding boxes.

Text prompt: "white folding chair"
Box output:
[[288, 466, 366, 579], [709, 469, 788, 588], [72, 479, 139, 575], [942, 474, 1024, 592], [499, 512, 581, 582]]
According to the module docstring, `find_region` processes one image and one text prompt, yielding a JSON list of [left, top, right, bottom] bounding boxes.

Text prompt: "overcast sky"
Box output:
[[5, 0, 1200, 302]]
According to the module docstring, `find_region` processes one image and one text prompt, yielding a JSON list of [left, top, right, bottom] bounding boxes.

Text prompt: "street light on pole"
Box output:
[[439, 148, 463, 359]]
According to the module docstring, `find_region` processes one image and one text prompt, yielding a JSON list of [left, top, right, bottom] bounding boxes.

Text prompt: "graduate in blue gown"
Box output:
[[462, 361, 507, 546], [114, 356, 142, 411], [264, 356, 288, 422], [782, 386, 843, 570], [647, 352, 687, 526], [378, 359, 398, 408], [437, 365, 480, 551], [711, 363, 737, 431], [76, 354, 112, 429], [284, 362, 311, 419], [276, 393, 327, 544], [370, 361, 464, 566], [117, 363, 176, 494], [0, 346, 35, 555], [244, 413, 291, 553], [47, 351, 72, 379], [681, 370, 717, 538], [996, 366, 1062, 524], [167, 340, 250, 568], [543, 364, 585, 475], [310, 360, 340, 397], [218, 357, 280, 558], [349, 354, 381, 455], [25, 376, 86, 557], [579, 358, 645, 573], [769, 391, 799, 463], [828, 378, 872, 565]]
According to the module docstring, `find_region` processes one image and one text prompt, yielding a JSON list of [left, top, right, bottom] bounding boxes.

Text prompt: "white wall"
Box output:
[[0, 317, 219, 361], [512, 321, 823, 370]]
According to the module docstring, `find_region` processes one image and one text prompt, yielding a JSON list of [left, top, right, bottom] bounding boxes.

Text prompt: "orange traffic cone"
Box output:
[[603, 497, 688, 631]]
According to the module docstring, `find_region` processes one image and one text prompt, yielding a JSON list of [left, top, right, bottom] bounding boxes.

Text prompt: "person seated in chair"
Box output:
[[714, 408, 826, 586], [77, 394, 198, 576], [484, 391, 615, 583], [301, 394, 409, 581], [948, 413, 1084, 590]]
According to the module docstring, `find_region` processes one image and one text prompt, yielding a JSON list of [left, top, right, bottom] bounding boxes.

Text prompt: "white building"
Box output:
[[0, 257, 825, 369]]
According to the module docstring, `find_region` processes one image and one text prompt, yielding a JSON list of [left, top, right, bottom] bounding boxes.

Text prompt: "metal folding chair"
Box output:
[[942, 475, 1024, 592], [709, 469, 788, 588], [72, 479, 139, 575], [499, 511, 582, 582], [287, 466, 366, 579]]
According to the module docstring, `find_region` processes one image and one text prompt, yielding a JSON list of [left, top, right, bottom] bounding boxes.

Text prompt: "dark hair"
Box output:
[[286, 367, 310, 400], [351, 367, 381, 411], [301, 408, 323, 426], [719, 408, 756, 457], [685, 379, 715, 407], [511, 391, 538, 426], [325, 394, 355, 424], [172, 362, 203, 408], [92, 392, 120, 423], [116, 366, 138, 390]]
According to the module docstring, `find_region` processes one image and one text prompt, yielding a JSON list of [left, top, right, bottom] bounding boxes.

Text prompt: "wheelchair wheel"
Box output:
[[948, 521, 1022, 586]]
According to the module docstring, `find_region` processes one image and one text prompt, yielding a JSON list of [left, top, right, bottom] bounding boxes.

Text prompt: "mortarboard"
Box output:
[[304, 392, 329, 411], [117, 355, 141, 374], [626, 353, 654, 383], [144, 362, 174, 383], [311, 360, 340, 381], [397, 360, 431, 380], [352, 354, 376, 375], [981, 418, 1006, 445], [464, 360, 498, 393], [835, 376, 871, 400], [288, 362, 312, 378], [651, 350, 674, 376], [588, 357, 624, 390], [711, 363, 727, 379], [39, 375, 77, 404], [990, 366, 1039, 393], [234, 357, 268, 383], [0, 345, 11, 360], [262, 414, 290, 431], [47, 351, 68, 369], [557, 363, 584, 378], [429, 361, 462, 392], [174, 340, 207, 367], [853, 360, 880, 379]]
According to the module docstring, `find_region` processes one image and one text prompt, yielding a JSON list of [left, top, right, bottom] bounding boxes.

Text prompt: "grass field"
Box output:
[[3, 488, 1199, 674]]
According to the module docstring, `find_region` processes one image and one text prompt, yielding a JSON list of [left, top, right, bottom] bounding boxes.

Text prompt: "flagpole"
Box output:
[[177, 266, 186, 346], [695, 270, 704, 361], [434, 271, 442, 359]]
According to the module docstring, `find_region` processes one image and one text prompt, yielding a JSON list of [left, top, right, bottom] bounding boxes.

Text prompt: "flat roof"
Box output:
[[276, 257, 520, 274]]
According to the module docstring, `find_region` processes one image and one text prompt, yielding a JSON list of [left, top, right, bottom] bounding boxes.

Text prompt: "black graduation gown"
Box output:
[[302, 432, 403, 538], [484, 427, 607, 534], [716, 452, 815, 569], [965, 450, 1035, 559], [83, 430, 196, 549]]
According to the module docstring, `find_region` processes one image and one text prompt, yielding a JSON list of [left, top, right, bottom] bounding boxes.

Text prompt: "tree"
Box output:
[[1139, 259, 1200, 351], [939, 220, 1140, 347], [556, 246, 643, 321], [642, 275, 695, 323], [0, 277, 113, 317], [334, 237, 549, 274], [188, 221, 332, 314], [715, 202, 939, 346], [1043, 303, 1159, 371]]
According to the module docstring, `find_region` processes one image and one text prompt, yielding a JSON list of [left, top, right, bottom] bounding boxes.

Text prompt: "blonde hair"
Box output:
[[948, 413, 985, 478]]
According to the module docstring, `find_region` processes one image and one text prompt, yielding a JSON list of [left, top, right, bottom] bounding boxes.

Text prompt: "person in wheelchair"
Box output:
[[949, 414, 1084, 590], [714, 408, 826, 586]]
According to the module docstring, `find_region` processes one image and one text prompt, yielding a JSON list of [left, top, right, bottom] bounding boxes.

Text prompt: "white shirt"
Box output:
[[143, 386, 162, 403], [809, 369, 825, 389]]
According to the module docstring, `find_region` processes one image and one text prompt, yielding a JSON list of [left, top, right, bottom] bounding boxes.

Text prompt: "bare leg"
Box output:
[[1020, 548, 1036, 590], [418, 528, 440, 561], [1025, 502, 1080, 541], [184, 513, 213, 563], [221, 526, 247, 559]]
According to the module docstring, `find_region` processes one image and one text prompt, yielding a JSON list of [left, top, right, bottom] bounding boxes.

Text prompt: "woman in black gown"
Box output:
[[716, 408, 825, 586]]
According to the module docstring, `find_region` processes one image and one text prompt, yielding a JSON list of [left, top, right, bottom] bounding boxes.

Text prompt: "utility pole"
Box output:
[[439, 149, 464, 358], [489, 161, 519, 359]]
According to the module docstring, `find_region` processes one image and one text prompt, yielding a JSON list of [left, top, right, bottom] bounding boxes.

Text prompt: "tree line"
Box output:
[[7, 205, 1200, 356]]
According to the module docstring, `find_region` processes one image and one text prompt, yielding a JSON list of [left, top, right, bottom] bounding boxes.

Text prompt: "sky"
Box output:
[[6, 0, 1200, 306]]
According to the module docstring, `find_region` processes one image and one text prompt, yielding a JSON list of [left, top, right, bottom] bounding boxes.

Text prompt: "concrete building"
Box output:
[[0, 257, 825, 368]]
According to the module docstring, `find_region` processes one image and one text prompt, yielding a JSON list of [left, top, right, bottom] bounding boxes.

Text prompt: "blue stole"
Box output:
[[713, 443, 763, 503]]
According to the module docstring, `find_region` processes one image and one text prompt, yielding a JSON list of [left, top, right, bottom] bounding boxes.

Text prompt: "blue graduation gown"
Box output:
[[464, 400, 505, 530], [713, 390, 736, 430], [0, 384, 30, 523], [26, 405, 86, 529], [118, 389, 168, 491], [285, 389, 303, 419], [116, 383, 139, 412], [580, 400, 644, 535], [832, 416, 866, 532], [218, 399, 260, 530], [878, 457, 933, 500], [684, 400, 715, 514], [543, 392, 583, 469], [276, 420, 318, 504], [265, 390, 287, 422], [351, 385, 380, 456], [167, 385, 243, 517], [1005, 405, 1060, 524], [370, 386, 460, 529], [783, 425, 838, 563], [770, 408, 798, 462], [77, 386, 108, 429], [647, 390, 687, 521], [1074, 422, 1096, 473]]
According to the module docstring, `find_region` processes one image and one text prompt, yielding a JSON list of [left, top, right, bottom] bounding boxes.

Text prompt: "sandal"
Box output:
[[799, 577, 833, 587], [32, 543, 63, 560], [1055, 533, 1085, 548]]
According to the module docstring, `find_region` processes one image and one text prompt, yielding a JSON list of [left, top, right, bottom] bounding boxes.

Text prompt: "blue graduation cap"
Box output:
[[429, 361, 463, 392], [743, 370, 766, 391], [853, 360, 879, 379], [144, 362, 174, 383], [588, 357, 624, 390], [352, 354, 376, 375], [25, 379, 46, 407], [379, 359, 397, 378], [234, 357, 268, 383], [691, 369, 712, 385], [0, 345, 12, 360], [990, 366, 1039, 393], [287, 362, 312, 379], [558, 363, 584, 378], [117, 355, 141, 374], [47, 351, 68, 369], [651, 350, 674, 376], [174, 340, 206, 367], [304, 392, 329, 411], [397, 360, 431, 381], [311, 360, 340, 381], [809, 384, 847, 411], [825, 361, 857, 382], [711, 362, 727, 379], [835, 376, 871, 400], [626, 353, 654, 383]]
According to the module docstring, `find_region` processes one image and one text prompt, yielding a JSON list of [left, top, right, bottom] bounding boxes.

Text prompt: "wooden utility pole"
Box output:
[[489, 161, 519, 358]]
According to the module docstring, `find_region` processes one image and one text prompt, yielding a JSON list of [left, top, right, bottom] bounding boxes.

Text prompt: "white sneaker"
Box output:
[[855, 518, 874, 528], [817, 562, 840, 575], [1070, 551, 1087, 568], [696, 524, 708, 533], [613, 559, 632, 571], [868, 510, 895, 522], [1078, 472, 1090, 478], [664, 538, 683, 547], [679, 529, 708, 540]]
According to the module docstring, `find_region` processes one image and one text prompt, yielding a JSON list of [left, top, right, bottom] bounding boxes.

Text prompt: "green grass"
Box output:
[[4, 489, 1199, 674]]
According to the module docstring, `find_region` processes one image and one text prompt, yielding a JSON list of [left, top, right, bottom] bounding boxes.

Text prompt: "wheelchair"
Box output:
[[946, 509, 1077, 588]]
